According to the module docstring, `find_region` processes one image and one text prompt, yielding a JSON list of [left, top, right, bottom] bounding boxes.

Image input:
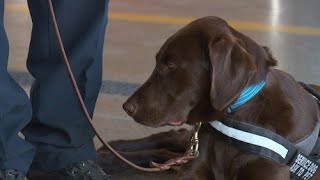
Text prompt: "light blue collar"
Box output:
[[227, 81, 266, 113]]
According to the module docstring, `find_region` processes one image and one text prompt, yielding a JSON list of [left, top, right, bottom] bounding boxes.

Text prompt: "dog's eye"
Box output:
[[166, 62, 176, 70]]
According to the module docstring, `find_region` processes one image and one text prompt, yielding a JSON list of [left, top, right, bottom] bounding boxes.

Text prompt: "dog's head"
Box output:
[[123, 16, 277, 127]]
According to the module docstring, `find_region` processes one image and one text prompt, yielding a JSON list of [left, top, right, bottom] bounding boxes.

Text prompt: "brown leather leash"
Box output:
[[47, 0, 199, 172]]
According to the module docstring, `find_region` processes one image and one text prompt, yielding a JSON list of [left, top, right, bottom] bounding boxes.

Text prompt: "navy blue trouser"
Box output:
[[0, 0, 109, 173]]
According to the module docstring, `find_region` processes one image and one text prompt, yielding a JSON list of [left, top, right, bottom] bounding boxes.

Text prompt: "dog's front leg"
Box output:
[[235, 159, 290, 180], [175, 131, 214, 180], [175, 156, 213, 180]]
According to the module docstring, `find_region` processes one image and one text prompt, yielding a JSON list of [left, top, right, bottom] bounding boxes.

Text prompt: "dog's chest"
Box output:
[[207, 131, 255, 179]]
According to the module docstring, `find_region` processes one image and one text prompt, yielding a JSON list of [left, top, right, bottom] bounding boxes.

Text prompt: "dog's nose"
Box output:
[[123, 102, 137, 116]]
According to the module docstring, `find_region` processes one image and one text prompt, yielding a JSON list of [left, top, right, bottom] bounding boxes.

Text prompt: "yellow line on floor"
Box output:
[[5, 3, 320, 36]]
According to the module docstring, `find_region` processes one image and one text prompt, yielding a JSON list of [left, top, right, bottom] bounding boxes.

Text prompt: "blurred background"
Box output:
[[3, 0, 320, 179]]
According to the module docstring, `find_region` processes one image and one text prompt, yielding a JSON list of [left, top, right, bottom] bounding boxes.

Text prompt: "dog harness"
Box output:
[[204, 82, 320, 180]]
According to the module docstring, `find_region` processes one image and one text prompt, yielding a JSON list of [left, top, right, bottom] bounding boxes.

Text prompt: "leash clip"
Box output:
[[150, 123, 202, 170], [187, 122, 202, 157]]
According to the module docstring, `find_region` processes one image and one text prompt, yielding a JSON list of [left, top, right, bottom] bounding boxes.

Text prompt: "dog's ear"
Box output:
[[262, 46, 278, 67], [208, 37, 256, 111]]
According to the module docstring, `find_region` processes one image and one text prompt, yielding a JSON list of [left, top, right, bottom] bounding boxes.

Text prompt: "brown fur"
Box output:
[[98, 16, 320, 179]]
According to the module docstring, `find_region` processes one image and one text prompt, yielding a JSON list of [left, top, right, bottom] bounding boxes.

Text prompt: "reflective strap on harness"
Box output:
[[204, 119, 320, 180]]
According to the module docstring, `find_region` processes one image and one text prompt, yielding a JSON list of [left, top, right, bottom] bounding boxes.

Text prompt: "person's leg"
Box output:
[[0, 0, 35, 174], [22, 0, 109, 172]]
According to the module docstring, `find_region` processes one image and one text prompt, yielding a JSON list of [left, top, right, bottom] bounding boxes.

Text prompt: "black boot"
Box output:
[[0, 169, 27, 180], [28, 160, 111, 180]]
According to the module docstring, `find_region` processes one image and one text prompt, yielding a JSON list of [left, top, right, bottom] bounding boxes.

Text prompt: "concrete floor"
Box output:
[[3, 0, 320, 179]]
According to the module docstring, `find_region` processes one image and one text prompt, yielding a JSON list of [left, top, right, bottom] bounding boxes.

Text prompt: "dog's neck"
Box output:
[[225, 69, 319, 143], [226, 80, 266, 113]]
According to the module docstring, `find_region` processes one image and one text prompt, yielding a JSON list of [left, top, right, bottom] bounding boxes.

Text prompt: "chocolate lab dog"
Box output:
[[98, 16, 320, 179]]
